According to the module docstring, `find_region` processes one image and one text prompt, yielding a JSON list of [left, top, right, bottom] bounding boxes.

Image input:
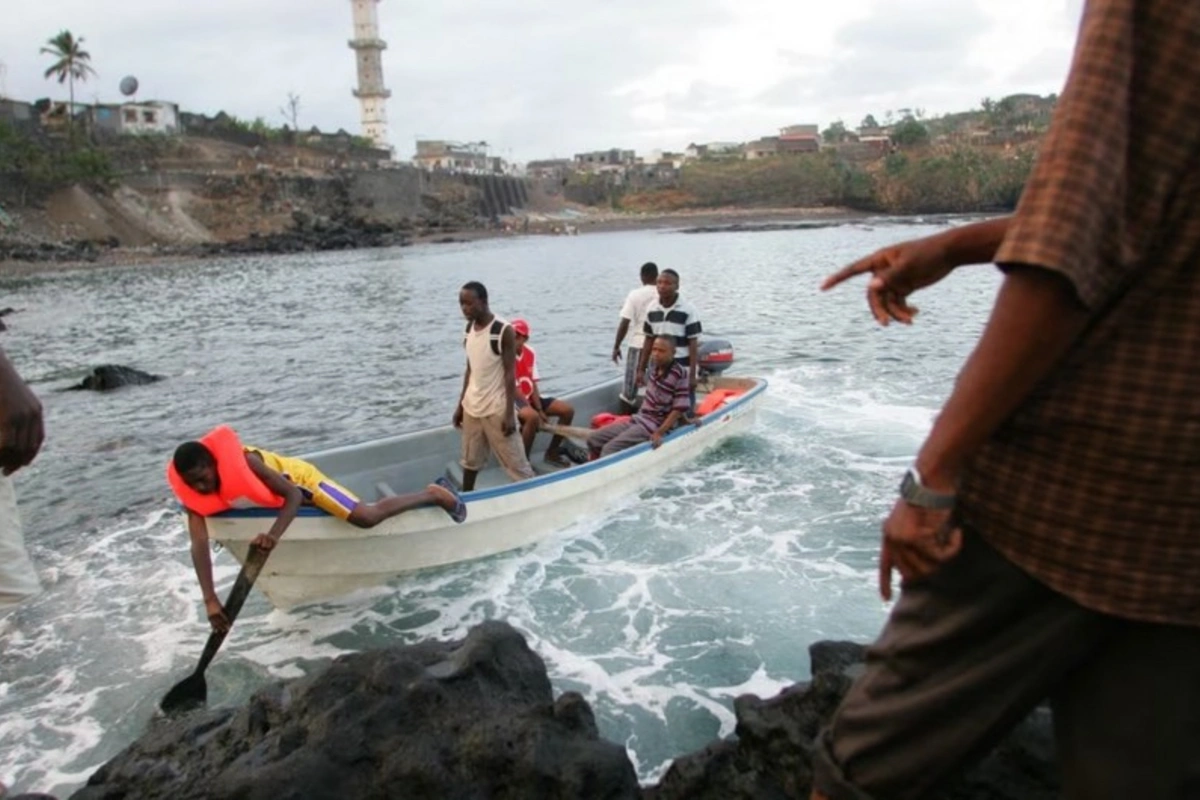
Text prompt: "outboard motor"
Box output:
[[697, 338, 734, 378]]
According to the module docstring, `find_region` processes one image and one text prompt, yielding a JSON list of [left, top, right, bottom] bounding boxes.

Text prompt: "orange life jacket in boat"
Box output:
[[591, 412, 631, 429], [166, 425, 284, 516], [696, 388, 745, 417]]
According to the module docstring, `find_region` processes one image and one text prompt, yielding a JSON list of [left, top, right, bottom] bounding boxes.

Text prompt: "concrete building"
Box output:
[[573, 148, 636, 170], [90, 101, 180, 136], [526, 159, 573, 180], [0, 99, 37, 132], [778, 124, 820, 154], [348, 0, 391, 151], [414, 140, 492, 173], [743, 137, 779, 160]]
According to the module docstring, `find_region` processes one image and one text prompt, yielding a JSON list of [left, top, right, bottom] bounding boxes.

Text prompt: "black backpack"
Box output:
[[463, 318, 507, 356]]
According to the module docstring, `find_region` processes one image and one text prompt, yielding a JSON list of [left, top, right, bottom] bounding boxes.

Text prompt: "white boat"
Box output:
[[208, 374, 768, 609]]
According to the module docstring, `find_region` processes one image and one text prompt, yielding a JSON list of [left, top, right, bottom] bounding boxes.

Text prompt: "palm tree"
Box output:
[[40, 30, 96, 130]]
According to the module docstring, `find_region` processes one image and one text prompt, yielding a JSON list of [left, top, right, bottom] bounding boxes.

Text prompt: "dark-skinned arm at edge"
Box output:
[[916, 262, 1090, 492]]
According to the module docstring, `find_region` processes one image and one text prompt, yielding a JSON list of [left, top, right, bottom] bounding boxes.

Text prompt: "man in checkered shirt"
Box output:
[[813, 1, 1200, 797]]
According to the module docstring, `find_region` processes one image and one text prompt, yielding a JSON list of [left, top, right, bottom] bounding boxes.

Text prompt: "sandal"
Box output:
[[432, 477, 468, 523], [543, 452, 572, 468]]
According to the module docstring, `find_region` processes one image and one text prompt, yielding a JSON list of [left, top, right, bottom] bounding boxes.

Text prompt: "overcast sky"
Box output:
[[1, 0, 1084, 161]]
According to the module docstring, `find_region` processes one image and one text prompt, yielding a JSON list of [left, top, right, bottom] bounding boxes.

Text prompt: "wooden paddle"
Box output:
[[539, 422, 598, 443], [159, 544, 270, 715]]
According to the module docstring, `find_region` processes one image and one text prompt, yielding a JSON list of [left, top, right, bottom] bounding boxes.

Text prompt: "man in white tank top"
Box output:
[[453, 281, 536, 491]]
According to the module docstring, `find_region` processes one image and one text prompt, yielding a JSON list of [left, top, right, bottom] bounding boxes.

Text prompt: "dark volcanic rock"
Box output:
[[66, 628, 1057, 800], [64, 365, 162, 392], [648, 641, 1058, 800], [182, 211, 411, 258], [72, 621, 640, 800]]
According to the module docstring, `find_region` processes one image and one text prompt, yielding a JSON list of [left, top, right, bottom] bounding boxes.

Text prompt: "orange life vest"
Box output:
[[166, 425, 284, 516], [696, 388, 745, 417]]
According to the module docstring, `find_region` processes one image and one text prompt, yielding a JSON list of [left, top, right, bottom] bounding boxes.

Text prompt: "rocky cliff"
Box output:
[[0, 136, 532, 264]]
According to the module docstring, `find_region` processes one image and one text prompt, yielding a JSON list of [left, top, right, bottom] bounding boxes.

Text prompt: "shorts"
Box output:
[[249, 448, 360, 521], [517, 395, 557, 411], [296, 476, 359, 520], [283, 461, 359, 520], [460, 411, 536, 481]]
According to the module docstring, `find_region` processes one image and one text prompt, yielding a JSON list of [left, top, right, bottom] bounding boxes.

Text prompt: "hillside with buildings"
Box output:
[[0, 96, 539, 263], [0, 90, 1056, 263], [526, 93, 1056, 214]]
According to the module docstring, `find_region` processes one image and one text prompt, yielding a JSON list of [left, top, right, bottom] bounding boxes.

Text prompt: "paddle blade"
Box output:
[[159, 672, 207, 715]]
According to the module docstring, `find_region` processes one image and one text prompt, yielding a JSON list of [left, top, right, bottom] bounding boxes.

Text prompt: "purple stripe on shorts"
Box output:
[[319, 481, 359, 512]]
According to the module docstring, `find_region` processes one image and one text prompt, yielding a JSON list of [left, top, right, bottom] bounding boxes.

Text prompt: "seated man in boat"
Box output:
[[511, 317, 577, 467], [587, 337, 690, 458], [167, 425, 467, 633]]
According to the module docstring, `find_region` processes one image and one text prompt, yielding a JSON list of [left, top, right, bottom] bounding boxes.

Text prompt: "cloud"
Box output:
[[0, 0, 1079, 160]]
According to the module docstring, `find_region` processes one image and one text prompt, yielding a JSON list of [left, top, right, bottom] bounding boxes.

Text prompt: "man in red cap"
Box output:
[[511, 318, 576, 467]]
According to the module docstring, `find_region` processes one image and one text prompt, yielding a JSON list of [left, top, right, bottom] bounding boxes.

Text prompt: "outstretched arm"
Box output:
[[187, 511, 230, 632], [822, 216, 1012, 325], [245, 454, 303, 549]]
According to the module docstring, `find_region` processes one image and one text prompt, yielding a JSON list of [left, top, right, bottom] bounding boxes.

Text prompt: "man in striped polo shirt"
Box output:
[[636, 268, 702, 412], [587, 338, 690, 458]]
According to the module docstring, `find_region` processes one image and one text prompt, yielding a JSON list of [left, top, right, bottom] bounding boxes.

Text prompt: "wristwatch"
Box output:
[[899, 466, 956, 510]]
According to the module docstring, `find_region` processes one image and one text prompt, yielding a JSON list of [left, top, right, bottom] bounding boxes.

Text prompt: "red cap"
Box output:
[[512, 318, 531, 337]]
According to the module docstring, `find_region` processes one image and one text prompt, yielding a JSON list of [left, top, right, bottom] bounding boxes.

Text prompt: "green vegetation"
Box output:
[[889, 117, 930, 147], [0, 122, 114, 204], [872, 146, 1034, 213], [617, 144, 1036, 215], [821, 121, 850, 144]]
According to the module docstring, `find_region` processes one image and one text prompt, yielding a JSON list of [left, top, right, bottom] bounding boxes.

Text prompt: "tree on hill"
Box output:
[[822, 120, 850, 143], [41, 30, 96, 131], [891, 116, 930, 147], [860, 113, 879, 131]]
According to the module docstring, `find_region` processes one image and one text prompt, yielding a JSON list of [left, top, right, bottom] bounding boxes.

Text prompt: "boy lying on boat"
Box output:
[[167, 425, 467, 632], [586, 338, 691, 458]]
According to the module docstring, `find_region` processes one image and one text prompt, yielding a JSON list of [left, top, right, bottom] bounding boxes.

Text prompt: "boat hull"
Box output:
[[208, 376, 766, 609]]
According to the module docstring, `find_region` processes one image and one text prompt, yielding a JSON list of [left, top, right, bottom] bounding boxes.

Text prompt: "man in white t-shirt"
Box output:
[[610, 261, 659, 410]]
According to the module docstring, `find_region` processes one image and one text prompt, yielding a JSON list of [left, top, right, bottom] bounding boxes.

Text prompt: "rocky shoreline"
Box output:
[[0, 207, 997, 278], [0, 210, 466, 273], [2, 621, 1057, 800]]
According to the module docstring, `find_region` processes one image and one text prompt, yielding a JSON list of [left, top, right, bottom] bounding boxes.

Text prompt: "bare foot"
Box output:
[[427, 480, 467, 523], [426, 483, 456, 512]]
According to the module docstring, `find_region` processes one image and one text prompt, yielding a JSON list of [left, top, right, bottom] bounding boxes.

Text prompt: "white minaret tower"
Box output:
[[348, 0, 391, 150]]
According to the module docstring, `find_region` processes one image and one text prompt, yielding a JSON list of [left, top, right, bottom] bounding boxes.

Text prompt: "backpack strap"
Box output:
[[464, 319, 508, 356], [489, 319, 506, 356]]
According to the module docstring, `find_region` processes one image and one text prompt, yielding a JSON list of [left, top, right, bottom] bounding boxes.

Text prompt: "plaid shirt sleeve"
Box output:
[[995, 0, 1200, 311], [961, 0, 1200, 626]]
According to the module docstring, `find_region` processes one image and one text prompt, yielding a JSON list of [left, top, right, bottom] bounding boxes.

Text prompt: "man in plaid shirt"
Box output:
[[813, 1, 1200, 797]]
